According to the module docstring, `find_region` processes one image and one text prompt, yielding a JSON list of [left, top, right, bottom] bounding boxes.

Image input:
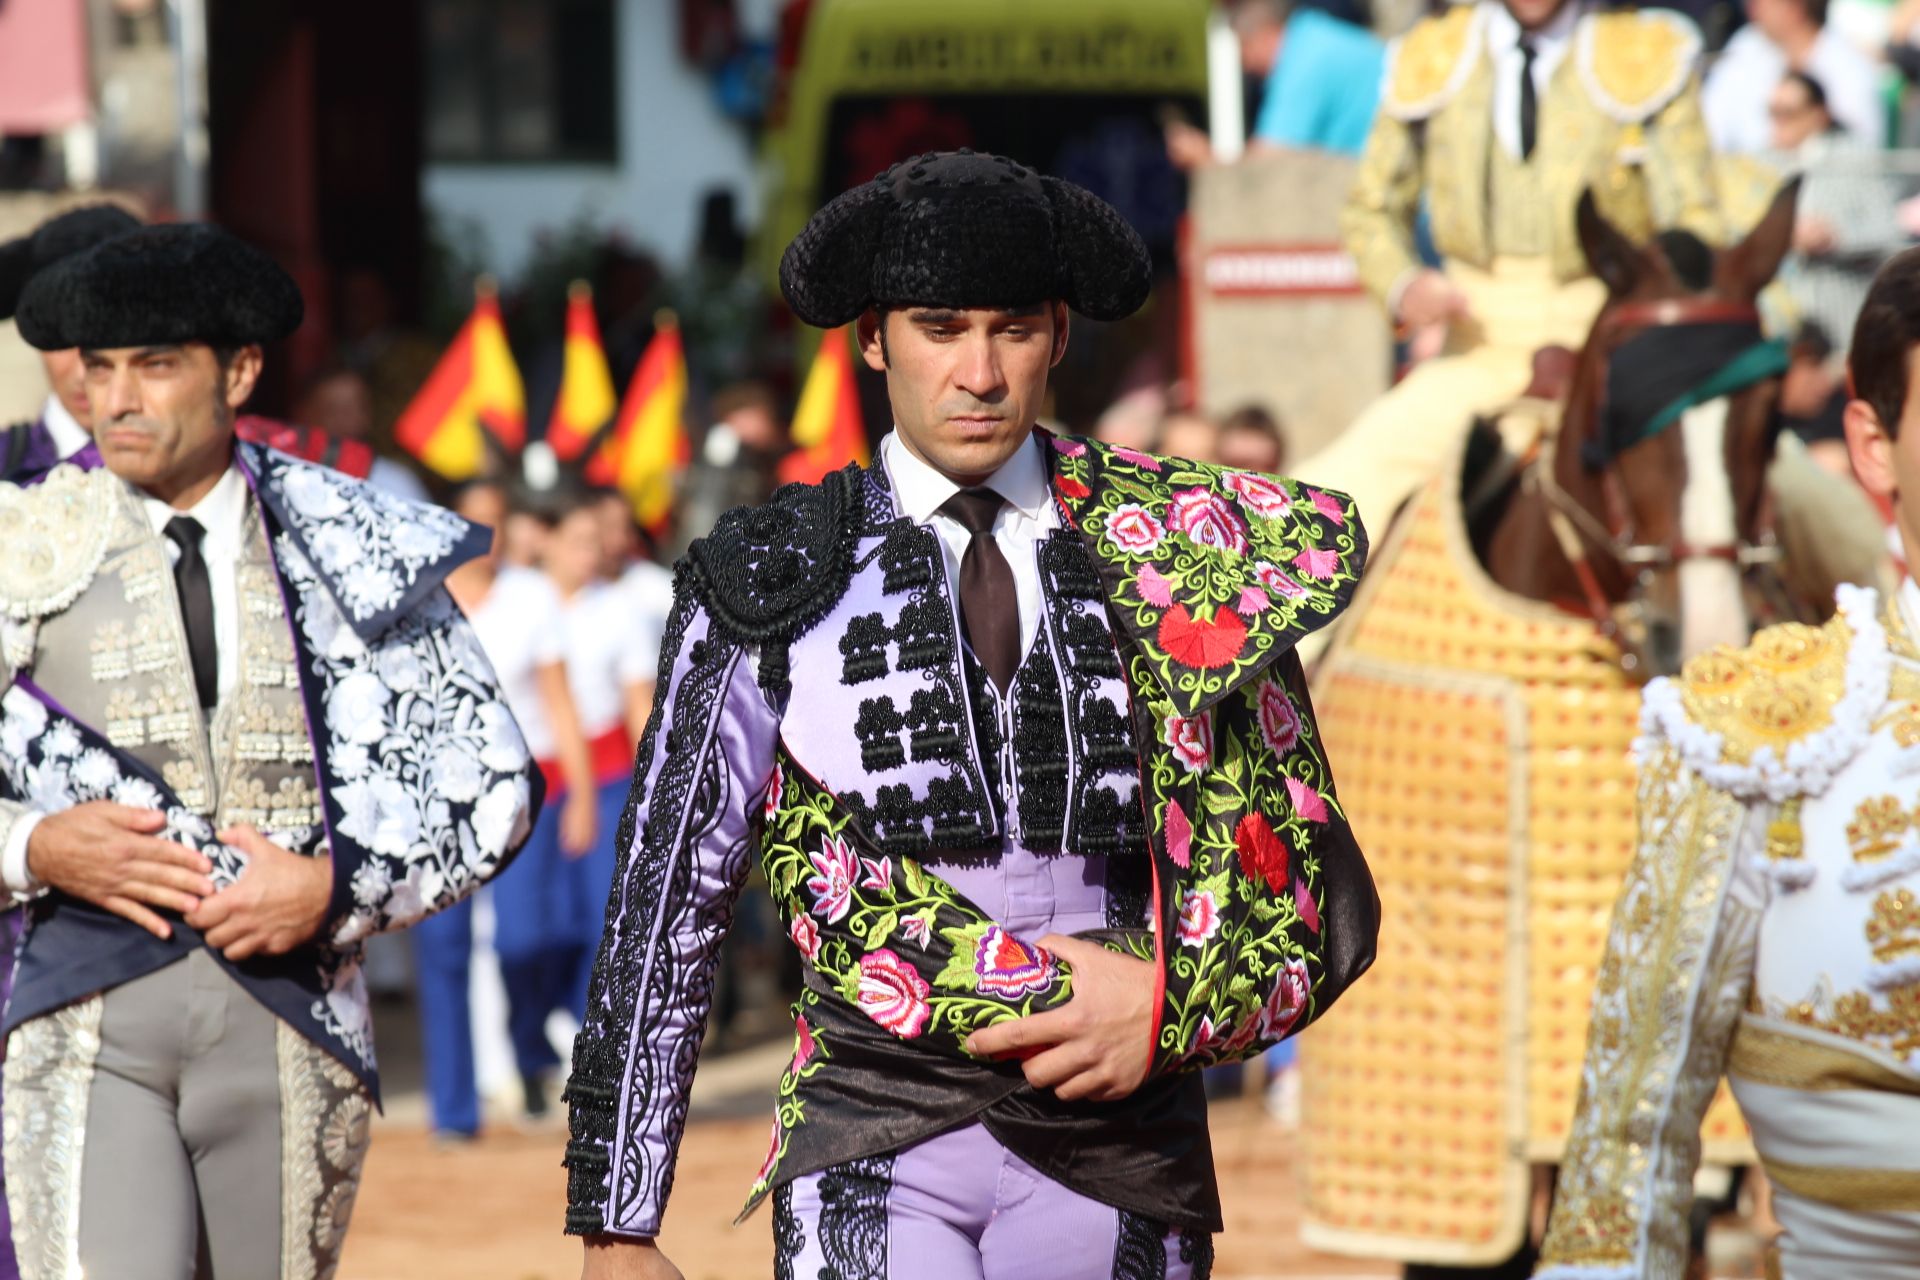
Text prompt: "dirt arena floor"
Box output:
[[337, 1095, 1396, 1280]]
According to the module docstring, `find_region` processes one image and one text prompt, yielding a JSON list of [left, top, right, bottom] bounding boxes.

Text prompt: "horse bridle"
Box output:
[[1525, 296, 1786, 669]]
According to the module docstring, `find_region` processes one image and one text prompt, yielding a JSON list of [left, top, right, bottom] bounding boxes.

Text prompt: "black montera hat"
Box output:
[[0, 203, 141, 322], [15, 222, 304, 351], [779, 150, 1153, 329]]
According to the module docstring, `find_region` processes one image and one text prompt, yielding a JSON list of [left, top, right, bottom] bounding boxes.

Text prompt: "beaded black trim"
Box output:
[[772, 1179, 806, 1279], [562, 593, 740, 1234], [1113, 1210, 1171, 1279], [814, 1154, 894, 1280], [1010, 626, 1068, 849], [1179, 1228, 1215, 1279], [683, 464, 866, 700]]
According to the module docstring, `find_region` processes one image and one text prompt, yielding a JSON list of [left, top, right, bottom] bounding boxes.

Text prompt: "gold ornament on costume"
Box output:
[[1576, 10, 1702, 125], [1383, 5, 1480, 122], [1676, 617, 1850, 765], [0, 466, 116, 623], [1766, 797, 1806, 863], [1868, 889, 1920, 966], [1849, 796, 1913, 863]]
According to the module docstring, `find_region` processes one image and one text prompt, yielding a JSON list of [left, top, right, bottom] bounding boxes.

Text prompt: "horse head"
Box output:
[[1541, 180, 1801, 677]]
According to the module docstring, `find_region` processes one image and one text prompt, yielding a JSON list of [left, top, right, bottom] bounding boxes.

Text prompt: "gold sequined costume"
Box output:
[[1538, 582, 1920, 1280], [1300, 455, 1750, 1266], [1304, 1, 1719, 543]]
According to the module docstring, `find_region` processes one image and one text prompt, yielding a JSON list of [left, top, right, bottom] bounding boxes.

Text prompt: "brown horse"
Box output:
[[1469, 178, 1812, 679]]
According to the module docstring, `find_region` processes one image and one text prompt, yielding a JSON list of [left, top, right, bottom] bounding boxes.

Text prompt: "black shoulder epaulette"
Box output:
[[681, 463, 866, 698], [0, 421, 33, 481]]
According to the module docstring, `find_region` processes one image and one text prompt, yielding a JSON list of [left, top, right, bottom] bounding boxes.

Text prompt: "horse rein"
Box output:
[[1522, 295, 1786, 665]]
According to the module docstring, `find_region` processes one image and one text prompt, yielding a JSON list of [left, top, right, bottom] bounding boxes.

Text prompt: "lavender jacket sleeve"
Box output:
[[563, 592, 780, 1238]]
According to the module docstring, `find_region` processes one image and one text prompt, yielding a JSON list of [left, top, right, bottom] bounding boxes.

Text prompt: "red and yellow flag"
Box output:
[[777, 326, 868, 486], [545, 281, 618, 463], [603, 313, 690, 532], [394, 279, 525, 480]]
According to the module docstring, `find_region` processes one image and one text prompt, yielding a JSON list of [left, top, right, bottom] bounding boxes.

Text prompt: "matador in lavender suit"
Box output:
[[565, 151, 1381, 1279]]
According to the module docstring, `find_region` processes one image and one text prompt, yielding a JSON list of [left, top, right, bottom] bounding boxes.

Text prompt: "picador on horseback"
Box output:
[[1293, 0, 1896, 1276]]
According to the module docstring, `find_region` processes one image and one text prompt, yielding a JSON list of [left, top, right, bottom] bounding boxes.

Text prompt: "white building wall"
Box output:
[[423, 0, 764, 279]]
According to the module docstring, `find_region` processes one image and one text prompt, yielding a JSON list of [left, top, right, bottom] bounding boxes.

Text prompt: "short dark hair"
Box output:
[[1782, 69, 1829, 113], [1849, 247, 1920, 440]]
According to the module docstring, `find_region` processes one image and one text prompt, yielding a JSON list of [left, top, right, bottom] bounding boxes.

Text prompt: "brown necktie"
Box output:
[[940, 487, 1019, 694]]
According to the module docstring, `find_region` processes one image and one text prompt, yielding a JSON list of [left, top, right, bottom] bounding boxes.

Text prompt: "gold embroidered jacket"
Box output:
[[1539, 583, 1920, 1279], [1342, 2, 1723, 304]]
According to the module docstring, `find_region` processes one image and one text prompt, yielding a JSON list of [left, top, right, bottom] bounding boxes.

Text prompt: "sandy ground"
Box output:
[[336, 1096, 1396, 1280]]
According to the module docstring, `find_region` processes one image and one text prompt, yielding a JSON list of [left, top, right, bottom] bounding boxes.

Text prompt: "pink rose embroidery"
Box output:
[[972, 925, 1058, 998], [1258, 957, 1311, 1040], [1255, 561, 1309, 600], [1105, 503, 1167, 556], [764, 768, 785, 821], [859, 855, 892, 892], [1177, 888, 1221, 948], [1257, 681, 1301, 756], [1165, 487, 1249, 556], [1135, 563, 1175, 608], [789, 912, 822, 961], [1163, 711, 1213, 774], [1292, 547, 1339, 581], [1237, 585, 1271, 616], [856, 949, 933, 1039], [1295, 876, 1321, 935], [1112, 446, 1163, 471], [805, 835, 860, 923], [1308, 489, 1348, 526], [1222, 471, 1294, 519], [1285, 776, 1330, 823], [1166, 798, 1193, 869]]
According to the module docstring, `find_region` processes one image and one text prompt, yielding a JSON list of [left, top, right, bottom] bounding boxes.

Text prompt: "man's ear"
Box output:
[[1050, 300, 1071, 368], [223, 344, 265, 410], [1844, 396, 1897, 500], [856, 308, 887, 372]]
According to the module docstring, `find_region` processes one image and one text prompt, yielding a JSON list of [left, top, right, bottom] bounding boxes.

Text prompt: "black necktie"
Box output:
[[939, 488, 1019, 695], [1519, 38, 1539, 161], [165, 516, 218, 710]]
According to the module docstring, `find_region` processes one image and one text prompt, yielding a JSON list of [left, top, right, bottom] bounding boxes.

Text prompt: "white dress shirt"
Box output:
[[1483, 0, 1583, 161], [3, 463, 254, 894], [39, 393, 91, 461], [880, 430, 1060, 662]]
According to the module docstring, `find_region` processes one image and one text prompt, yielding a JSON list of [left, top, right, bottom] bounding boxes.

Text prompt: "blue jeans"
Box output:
[[410, 896, 477, 1136]]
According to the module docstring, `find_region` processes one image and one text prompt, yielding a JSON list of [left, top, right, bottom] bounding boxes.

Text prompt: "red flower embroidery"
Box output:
[[1307, 488, 1348, 526], [1111, 445, 1163, 471], [1235, 813, 1291, 893], [1237, 585, 1271, 615], [763, 768, 784, 821], [1293, 547, 1339, 581], [971, 926, 1058, 998], [1177, 888, 1221, 948], [1222, 471, 1294, 519], [1255, 561, 1309, 600], [1158, 604, 1247, 669], [855, 949, 932, 1039], [757, 1116, 783, 1186], [1165, 487, 1249, 556], [1105, 503, 1166, 555], [1258, 958, 1312, 1040], [1162, 711, 1214, 773], [1056, 474, 1092, 500], [788, 912, 822, 961]]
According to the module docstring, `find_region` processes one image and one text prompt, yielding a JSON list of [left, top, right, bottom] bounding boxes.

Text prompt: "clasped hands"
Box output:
[[964, 933, 1157, 1104], [25, 801, 332, 959]]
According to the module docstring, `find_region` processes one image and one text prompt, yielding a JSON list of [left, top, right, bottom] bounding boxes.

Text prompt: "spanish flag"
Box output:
[[545, 281, 618, 464], [777, 326, 868, 486], [394, 279, 525, 480], [605, 312, 690, 531]]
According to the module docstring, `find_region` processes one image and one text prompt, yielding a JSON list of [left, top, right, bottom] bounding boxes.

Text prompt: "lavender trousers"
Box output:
[[776, 1121, 1210, 1280]]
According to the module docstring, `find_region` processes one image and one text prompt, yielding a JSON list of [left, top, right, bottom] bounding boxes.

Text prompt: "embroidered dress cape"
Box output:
[[0, 442, 543, 1100], [564, 433, 1380, 1239]]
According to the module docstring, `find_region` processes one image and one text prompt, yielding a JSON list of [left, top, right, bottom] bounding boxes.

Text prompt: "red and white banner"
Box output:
[[1201, 244, 1362, 298]]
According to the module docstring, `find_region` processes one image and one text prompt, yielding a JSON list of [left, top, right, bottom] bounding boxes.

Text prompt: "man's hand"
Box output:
[[1163, 119, 1215, 172], [25, 802, 215, 940], [1397, 268, 1471, 331], [963, 934, 1156, 1103], [560, 790, 598, 859], [184, 826, 331, 961], [582, 1236, 684, 1280]]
